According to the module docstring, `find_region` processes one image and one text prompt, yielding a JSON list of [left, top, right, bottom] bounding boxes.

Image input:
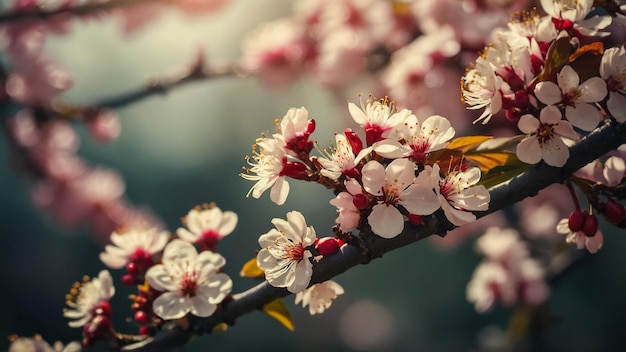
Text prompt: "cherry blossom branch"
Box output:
[[0, 0, 165, 23], [54, 60, 242, 116], [121, 118, 626, 352]]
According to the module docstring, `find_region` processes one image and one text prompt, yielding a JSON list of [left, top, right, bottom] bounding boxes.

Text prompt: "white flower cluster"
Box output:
[[461, 0, 625, 167], [243, 96, 491, 239], [467, 227, 549, 312]]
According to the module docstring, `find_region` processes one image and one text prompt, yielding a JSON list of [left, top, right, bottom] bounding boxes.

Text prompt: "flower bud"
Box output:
[[603, 201, 626, 225], [315, 237, 343, 256], [582, 214, 599, 237], [407, 214, 423, 225], [568, 210, 586, 232], [352, 193, 369, 209], [134, 311, 149, 325]]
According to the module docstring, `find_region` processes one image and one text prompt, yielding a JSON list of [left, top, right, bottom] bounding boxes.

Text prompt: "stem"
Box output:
[[122, 119, 626, 352], [565, 180, 581, 211]]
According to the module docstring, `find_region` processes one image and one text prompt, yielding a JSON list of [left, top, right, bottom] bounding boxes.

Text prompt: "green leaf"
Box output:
[[478, 162, 533, 189], [262, 298, 295, 332], [464, 151, 519, 172], [536, 36, 571, 83]]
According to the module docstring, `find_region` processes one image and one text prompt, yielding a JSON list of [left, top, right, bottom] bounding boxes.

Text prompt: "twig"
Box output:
[[122, 118, 626, 352]]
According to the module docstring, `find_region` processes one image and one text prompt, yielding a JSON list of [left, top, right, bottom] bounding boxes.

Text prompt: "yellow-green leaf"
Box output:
[[464, 151, 519, 173], [262, 299, 294, 332], [536, 36, 571, 82], [446, 136, 493, 153], [240, 257, 265, 278], [478, 163, 533, 189]]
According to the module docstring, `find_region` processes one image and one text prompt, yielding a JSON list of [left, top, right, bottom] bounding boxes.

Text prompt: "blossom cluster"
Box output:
[[242, 96, 491, 240], [467, 227, 549, 313], [63, 204, 237, 345], [461, 0, 625, 167]]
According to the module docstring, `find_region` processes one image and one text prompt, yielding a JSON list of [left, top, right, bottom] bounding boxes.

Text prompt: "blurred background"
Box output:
[[1, 1, 626, 351]]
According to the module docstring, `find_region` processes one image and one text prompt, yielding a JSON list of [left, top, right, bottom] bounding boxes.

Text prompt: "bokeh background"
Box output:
[[2, 1, 626, 351]]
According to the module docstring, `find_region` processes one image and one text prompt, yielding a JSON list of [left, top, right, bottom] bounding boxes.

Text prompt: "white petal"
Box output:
[[256, 248, 278, 271], [607, 92, 626, 122], [578, 77, 607, 103], [542, 137, 570, 167], [200, 273, 233, 304], [270, 176, 289, 205], [516, 137, 542, 164], [371, 140, 405, 158], [400, 185, 440, 215], [176, 228, 199, 242], [162, 239, 197, 266], [585, 231, 603, 254], [368, 204, 404, 239], [557, 65, 580, 92], [152, 291, 190, 320], [217, 211, 238, 236], [440, 195, 476, 226], [539, 105, 563, 125], [534, 81, 562, 105], [362, 160, 385, 195], [288, 255, 313, 293], [565, 104, 600, 131], [146, 265, 179, 292], [553, 120, 579, 141], [348, 102, 367, 125], [386, 158, 416, 187], [189, 296, 216, 317], [603, 156, 625, 186]]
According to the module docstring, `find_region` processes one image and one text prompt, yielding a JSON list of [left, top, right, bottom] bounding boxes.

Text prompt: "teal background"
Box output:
[[1, 1, 626, 351]]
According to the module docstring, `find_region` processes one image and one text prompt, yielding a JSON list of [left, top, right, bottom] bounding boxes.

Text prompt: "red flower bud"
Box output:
[[568, 210, 587, 232], [407, 214, 423, 225], [315, 237, 342, 256], [352, 193, 369, 209], [134, 311, 149, 325], [604, 201, 626, 225], [121, 274, 135, 287], [582, 214, 599, 237]]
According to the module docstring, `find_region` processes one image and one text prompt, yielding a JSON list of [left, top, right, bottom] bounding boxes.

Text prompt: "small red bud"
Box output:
[[127, 262, 139, 276], [95, 301, 111, 316], [568, 210, 587, 232], [582, 214, 599, 237], [407, 214, 423, 225], [138, 326, 153, 336], [315, 237, 342, 256], [352, 193, 369, 209], [134, 311, 149, 325], [604, 201, 626, 225], [121, 274, 135, 286]]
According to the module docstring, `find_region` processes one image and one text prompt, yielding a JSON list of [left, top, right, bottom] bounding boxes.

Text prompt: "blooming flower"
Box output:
[[533, 65, 607, 131], [348, 96, 411, 146], [99, 227, 169, 270], [276, 107, 316, 155], [600, 46, 626, 122], [317, 133, 363, 180], [295, 280, 344, 315], [556, 218, 603, 254], [362, 158, 440, 238], [431, 163, 490, 226], [257, 211, 316, 293], [146, 239, 232, 320], [461, 57, 504, 124], [64, 270, 115, 328], [241, 136, 299, 205], [177, 204, 238, 251], [516, 105, 579, 167], [329, 178, 366, 232], [540, 0, 611, 37], [387, 114, 455, 161], [239, 17, 308, 88]]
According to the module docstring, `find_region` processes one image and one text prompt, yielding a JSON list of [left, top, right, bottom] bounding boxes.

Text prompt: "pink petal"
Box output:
[[518, 114, 540, 134], [557, 65, 580, 92], [541, 137, 570, 167], [565, 104, 600, 131], [578, 77, 607, 103], [607, 92, 626, 122], [362, 160, 385, 195], [534, 81, 562, 105]]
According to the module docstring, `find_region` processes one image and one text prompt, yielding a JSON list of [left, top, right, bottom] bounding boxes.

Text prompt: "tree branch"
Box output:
[[0, 0, 165, 23], [122, 119, 626, 352]]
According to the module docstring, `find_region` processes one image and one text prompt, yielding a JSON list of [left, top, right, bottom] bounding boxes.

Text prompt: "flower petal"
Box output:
[[534, 81, 562, 105], [362, 160, 385, 195], [516, 137, 542, 165], [368, 204, 404, 239], [152, 291, 190, 320], [565, 104, 600, 131]]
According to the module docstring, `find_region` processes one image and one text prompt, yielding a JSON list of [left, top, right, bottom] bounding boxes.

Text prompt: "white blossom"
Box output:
[[257, 211, 316, 293], [295, 280, 344, 315], [146, 239, 232, 320], [99, 228, 169, 269], [64, 270, 115, 328]]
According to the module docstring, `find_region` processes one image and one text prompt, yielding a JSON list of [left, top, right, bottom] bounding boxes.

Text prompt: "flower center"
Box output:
[[536, 123, 555, 144], [180, 271, 198, 297], [200, 230, 220, 252], [285, 243, 305, 261]]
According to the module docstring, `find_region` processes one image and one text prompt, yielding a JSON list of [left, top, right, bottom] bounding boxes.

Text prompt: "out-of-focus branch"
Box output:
[[0, 0, 165, 23], [54, 61, 242, 116], [122, 118, 626, 352]]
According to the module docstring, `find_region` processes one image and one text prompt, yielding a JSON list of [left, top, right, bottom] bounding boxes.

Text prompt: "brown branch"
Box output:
[[120, 118, 626, 352], [0, 0, 167, 24]]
